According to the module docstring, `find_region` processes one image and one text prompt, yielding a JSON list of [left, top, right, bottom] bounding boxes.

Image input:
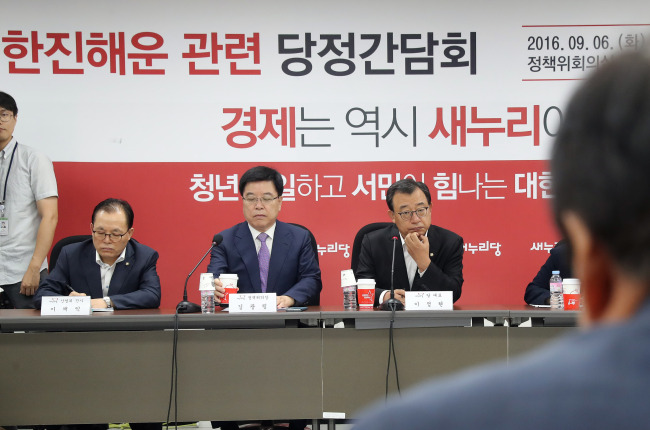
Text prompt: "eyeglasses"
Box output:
[[92, 230, 129, 242], [0, 112, 14, 123], [243, 195, 280, 205], [396, 207, 429, 221]]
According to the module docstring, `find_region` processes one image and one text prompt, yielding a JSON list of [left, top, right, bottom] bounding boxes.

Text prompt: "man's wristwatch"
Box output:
[[103, 297, 112, 309]]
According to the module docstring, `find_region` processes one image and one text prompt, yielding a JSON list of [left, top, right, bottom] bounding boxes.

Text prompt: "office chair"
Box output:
[[49, 235, 92, 271], [350, 222, 392, 278], [289, 222, 321, 306]]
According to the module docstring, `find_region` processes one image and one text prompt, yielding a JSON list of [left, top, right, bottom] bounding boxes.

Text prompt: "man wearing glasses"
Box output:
[[34, 198, 161, 311], [0, 91, 58, 310], [208, 166, 320, 430], [208, 165, 322, 310], [356, 179, 464, 306]]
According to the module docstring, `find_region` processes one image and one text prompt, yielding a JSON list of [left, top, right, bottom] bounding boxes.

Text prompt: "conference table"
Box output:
[[0, 305, 578, 426]]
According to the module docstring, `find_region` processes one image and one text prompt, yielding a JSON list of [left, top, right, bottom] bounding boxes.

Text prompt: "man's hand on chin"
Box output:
[[405, 232, 431, 271]]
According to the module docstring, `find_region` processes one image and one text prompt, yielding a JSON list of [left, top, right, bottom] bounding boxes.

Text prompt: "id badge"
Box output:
[[0, 217, 7, 236]]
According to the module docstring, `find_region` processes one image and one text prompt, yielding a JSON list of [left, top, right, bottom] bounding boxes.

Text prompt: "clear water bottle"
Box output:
[[343, 285, 357, 310], [549, 270, 563, 310], [199, 273, 215, 314], [201, 289, 215, 314]]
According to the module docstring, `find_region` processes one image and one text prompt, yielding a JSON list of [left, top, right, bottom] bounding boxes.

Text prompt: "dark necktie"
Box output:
[[258, 232, 270, 293]]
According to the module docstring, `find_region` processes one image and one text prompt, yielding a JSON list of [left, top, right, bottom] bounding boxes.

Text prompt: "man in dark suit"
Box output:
[[356, 179, 463, 306], [355, 52, 650, 430], [32, 198, 161, 430], [208, 166, 321, 309], [524, 240, 572, 305], [34, 198, 161, 310], [208, 166, 321, 430]]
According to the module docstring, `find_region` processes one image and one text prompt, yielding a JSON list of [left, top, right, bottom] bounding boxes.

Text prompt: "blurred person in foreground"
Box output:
[[355, 51, 650, 429]]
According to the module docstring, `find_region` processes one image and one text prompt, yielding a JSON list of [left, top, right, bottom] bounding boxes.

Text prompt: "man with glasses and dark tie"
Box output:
[[356, 179, 464, 306], [34, 198, 161, 311], [208, 165, 322, 311]]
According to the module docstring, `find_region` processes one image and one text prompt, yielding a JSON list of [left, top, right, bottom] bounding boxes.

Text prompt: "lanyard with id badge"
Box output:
[[0, 142, 18, 236]]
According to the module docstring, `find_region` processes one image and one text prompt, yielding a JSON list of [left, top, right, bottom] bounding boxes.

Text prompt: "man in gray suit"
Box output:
[[355, 51, 650, 429]]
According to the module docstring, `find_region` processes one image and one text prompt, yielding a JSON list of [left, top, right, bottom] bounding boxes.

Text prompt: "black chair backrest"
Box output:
[[289, 223, 320, 305], [49, 235, 92, 271], [289, 223, 319, 264], [350, 222, 393, 278]]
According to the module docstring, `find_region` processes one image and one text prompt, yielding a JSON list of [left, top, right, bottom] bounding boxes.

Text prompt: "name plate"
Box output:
[[229, 293, 277, 313], [405, 291, 453, 311], [41, 296, 92, 315]]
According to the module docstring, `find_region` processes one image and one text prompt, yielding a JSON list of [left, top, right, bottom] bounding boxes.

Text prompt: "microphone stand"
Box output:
[[381, 236, 404, 311], [381, 235, 402, 398], [177, 242, 216, 314]]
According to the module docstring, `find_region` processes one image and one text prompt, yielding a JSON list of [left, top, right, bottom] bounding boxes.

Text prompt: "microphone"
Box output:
[[177, 234, 224, 313], [381, 235, 404, 311]]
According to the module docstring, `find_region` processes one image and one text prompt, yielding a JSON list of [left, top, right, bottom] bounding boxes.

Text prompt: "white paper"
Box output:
[[41, 296, 92, 315], [405, 291, 453, 311], [229, 293, 276, 313]]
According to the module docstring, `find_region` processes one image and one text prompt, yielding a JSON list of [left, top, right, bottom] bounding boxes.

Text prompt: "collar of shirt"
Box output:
[[248, 222, 276, 254], [0, 138, 16, 160], [400, 230, 429, 288], [95, 247, 127, 297], [95, 247, 127, 269]]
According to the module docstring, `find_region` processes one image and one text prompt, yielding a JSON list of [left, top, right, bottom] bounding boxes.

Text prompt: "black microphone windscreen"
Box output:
[[212, 234, 224, 246]]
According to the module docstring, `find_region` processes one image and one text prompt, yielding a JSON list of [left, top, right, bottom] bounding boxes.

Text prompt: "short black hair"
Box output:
[[551, 51, 650, 281], [0, 92, 18, 116], [91, 198, 135, 230], [238, 166, 284, 196], [386, 179, 432, 211]]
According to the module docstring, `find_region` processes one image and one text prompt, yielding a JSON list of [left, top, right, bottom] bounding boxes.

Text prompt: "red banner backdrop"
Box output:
[[51, 161, 560, 308]]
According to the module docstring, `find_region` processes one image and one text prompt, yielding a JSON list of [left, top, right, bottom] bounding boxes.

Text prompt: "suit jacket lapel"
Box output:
[[108, 241, 135, 294], [82, 245, 104, 298], [427, 225, 440, 264], [267, 222, 290, 294], [234, 223, 262, 292]]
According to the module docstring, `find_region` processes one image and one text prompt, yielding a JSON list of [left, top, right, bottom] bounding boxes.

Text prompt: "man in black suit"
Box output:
[[356, 179, 464, 306], [524, 240, 572, 305]]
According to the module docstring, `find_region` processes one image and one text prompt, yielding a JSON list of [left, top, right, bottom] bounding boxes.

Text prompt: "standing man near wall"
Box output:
[[0, 91, 58, 309]]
